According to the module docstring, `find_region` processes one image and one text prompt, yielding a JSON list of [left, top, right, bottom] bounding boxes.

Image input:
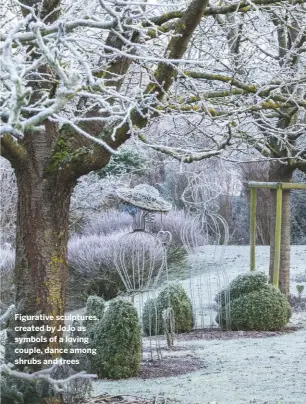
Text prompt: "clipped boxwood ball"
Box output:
[[216, 271, 268, 307], [91, 299, 142, 379], [218, 285, 291, 331], [143, 283, 193, 336]]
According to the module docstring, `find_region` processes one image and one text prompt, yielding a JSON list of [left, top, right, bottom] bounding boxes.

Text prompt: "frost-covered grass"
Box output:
[[93, 315, 306, 404], [90, 245, 306, 404]]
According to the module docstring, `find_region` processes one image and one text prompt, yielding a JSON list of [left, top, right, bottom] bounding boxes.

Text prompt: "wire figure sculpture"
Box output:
[[115, 184, 172, 359], [180, 171, 231, 330], [115, 229, 166, 293]]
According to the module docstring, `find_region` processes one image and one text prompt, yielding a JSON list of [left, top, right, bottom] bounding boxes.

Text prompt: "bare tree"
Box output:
[[209, 4, 306, 294]]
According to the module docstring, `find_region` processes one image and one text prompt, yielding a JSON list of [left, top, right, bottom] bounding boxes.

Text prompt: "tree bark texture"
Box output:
[[5, 125, 74, 369]]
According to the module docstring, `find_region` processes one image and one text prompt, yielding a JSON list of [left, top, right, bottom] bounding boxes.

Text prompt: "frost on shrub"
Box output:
[[82, 209, 132, 236], [70, 173, 126, 224], [85, 295, 105, 320], [216, 271, 268, 307], [143, 284, 193, 336], [142, 297, 160, 336], [0, 245, 15, 309], [215, 272, 291, 331], [50, 364, 92, 404], [90, 299, 142, 379], [67, 208, 191, 310], [218, 286, 291, 331], [149, 210, 188, 267], [0, 374, 55, 404], [0, 157, 17, 246], [67, 232, 125, 309], [1, 365, 93, 404], [158, 284, 193, 333], [83, 295, 105, 333]]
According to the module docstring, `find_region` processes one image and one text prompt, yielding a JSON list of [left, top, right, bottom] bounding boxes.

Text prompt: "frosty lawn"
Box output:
[[93, 323, 306, 404], [84, 245, 306, 403]]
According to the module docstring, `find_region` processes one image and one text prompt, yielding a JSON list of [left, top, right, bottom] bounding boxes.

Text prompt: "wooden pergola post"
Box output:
[[250, 187, 257, 271], [273, 184, 283, 288], [248, 181, 306, 290]]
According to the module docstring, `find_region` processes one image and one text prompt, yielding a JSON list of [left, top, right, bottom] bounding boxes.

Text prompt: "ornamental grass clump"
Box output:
[[143, 283, 193, 336], [90, 299, 142, 379]]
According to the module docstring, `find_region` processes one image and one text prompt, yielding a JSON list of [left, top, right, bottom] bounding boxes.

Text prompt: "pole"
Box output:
[[273, 185, 283, 288], [250, 187, 257, 271]]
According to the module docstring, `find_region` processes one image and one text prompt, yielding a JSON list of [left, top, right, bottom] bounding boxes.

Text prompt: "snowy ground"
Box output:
[[92, 245, 306, 404], [93, 319, 306, 404]]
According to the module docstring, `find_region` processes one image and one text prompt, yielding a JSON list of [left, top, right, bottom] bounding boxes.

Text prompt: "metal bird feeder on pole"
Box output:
[[248, 181, 306, 288]]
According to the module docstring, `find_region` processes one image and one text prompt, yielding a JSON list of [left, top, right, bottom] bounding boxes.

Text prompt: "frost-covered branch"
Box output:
[[0, 362, 97, 394], [1, 0, 305, 171]]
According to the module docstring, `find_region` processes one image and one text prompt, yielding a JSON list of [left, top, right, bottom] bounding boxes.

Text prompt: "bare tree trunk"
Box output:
[[269, 162, 293, 296]]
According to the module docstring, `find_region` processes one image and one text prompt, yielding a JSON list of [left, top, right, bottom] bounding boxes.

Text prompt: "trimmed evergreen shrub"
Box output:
[[83, 295, 105, 333], [143, 283, 193, 336], [216, 271, 268, 307], [218, 285, 291, 331], [0, 375, 55, 404], [90, 299, 142, 379], [0, 365, 93, 404]]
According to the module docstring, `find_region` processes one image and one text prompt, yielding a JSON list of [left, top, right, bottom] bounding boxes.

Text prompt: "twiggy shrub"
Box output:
[[143, 284, 193, 336], [67, 232, 125, 309], [50, 364, 92, 404], [90, 299, 142, 379]]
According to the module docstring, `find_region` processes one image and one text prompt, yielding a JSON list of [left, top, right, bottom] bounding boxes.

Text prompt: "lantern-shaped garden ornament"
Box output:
[[115, 184, 172, 359], [115, 230, 166, 293]]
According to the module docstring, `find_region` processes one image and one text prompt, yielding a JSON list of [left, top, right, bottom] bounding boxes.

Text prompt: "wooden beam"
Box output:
[[248, 181, 306, 190], [248, 181, 279, 189], [281, 183, 306, 190]]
